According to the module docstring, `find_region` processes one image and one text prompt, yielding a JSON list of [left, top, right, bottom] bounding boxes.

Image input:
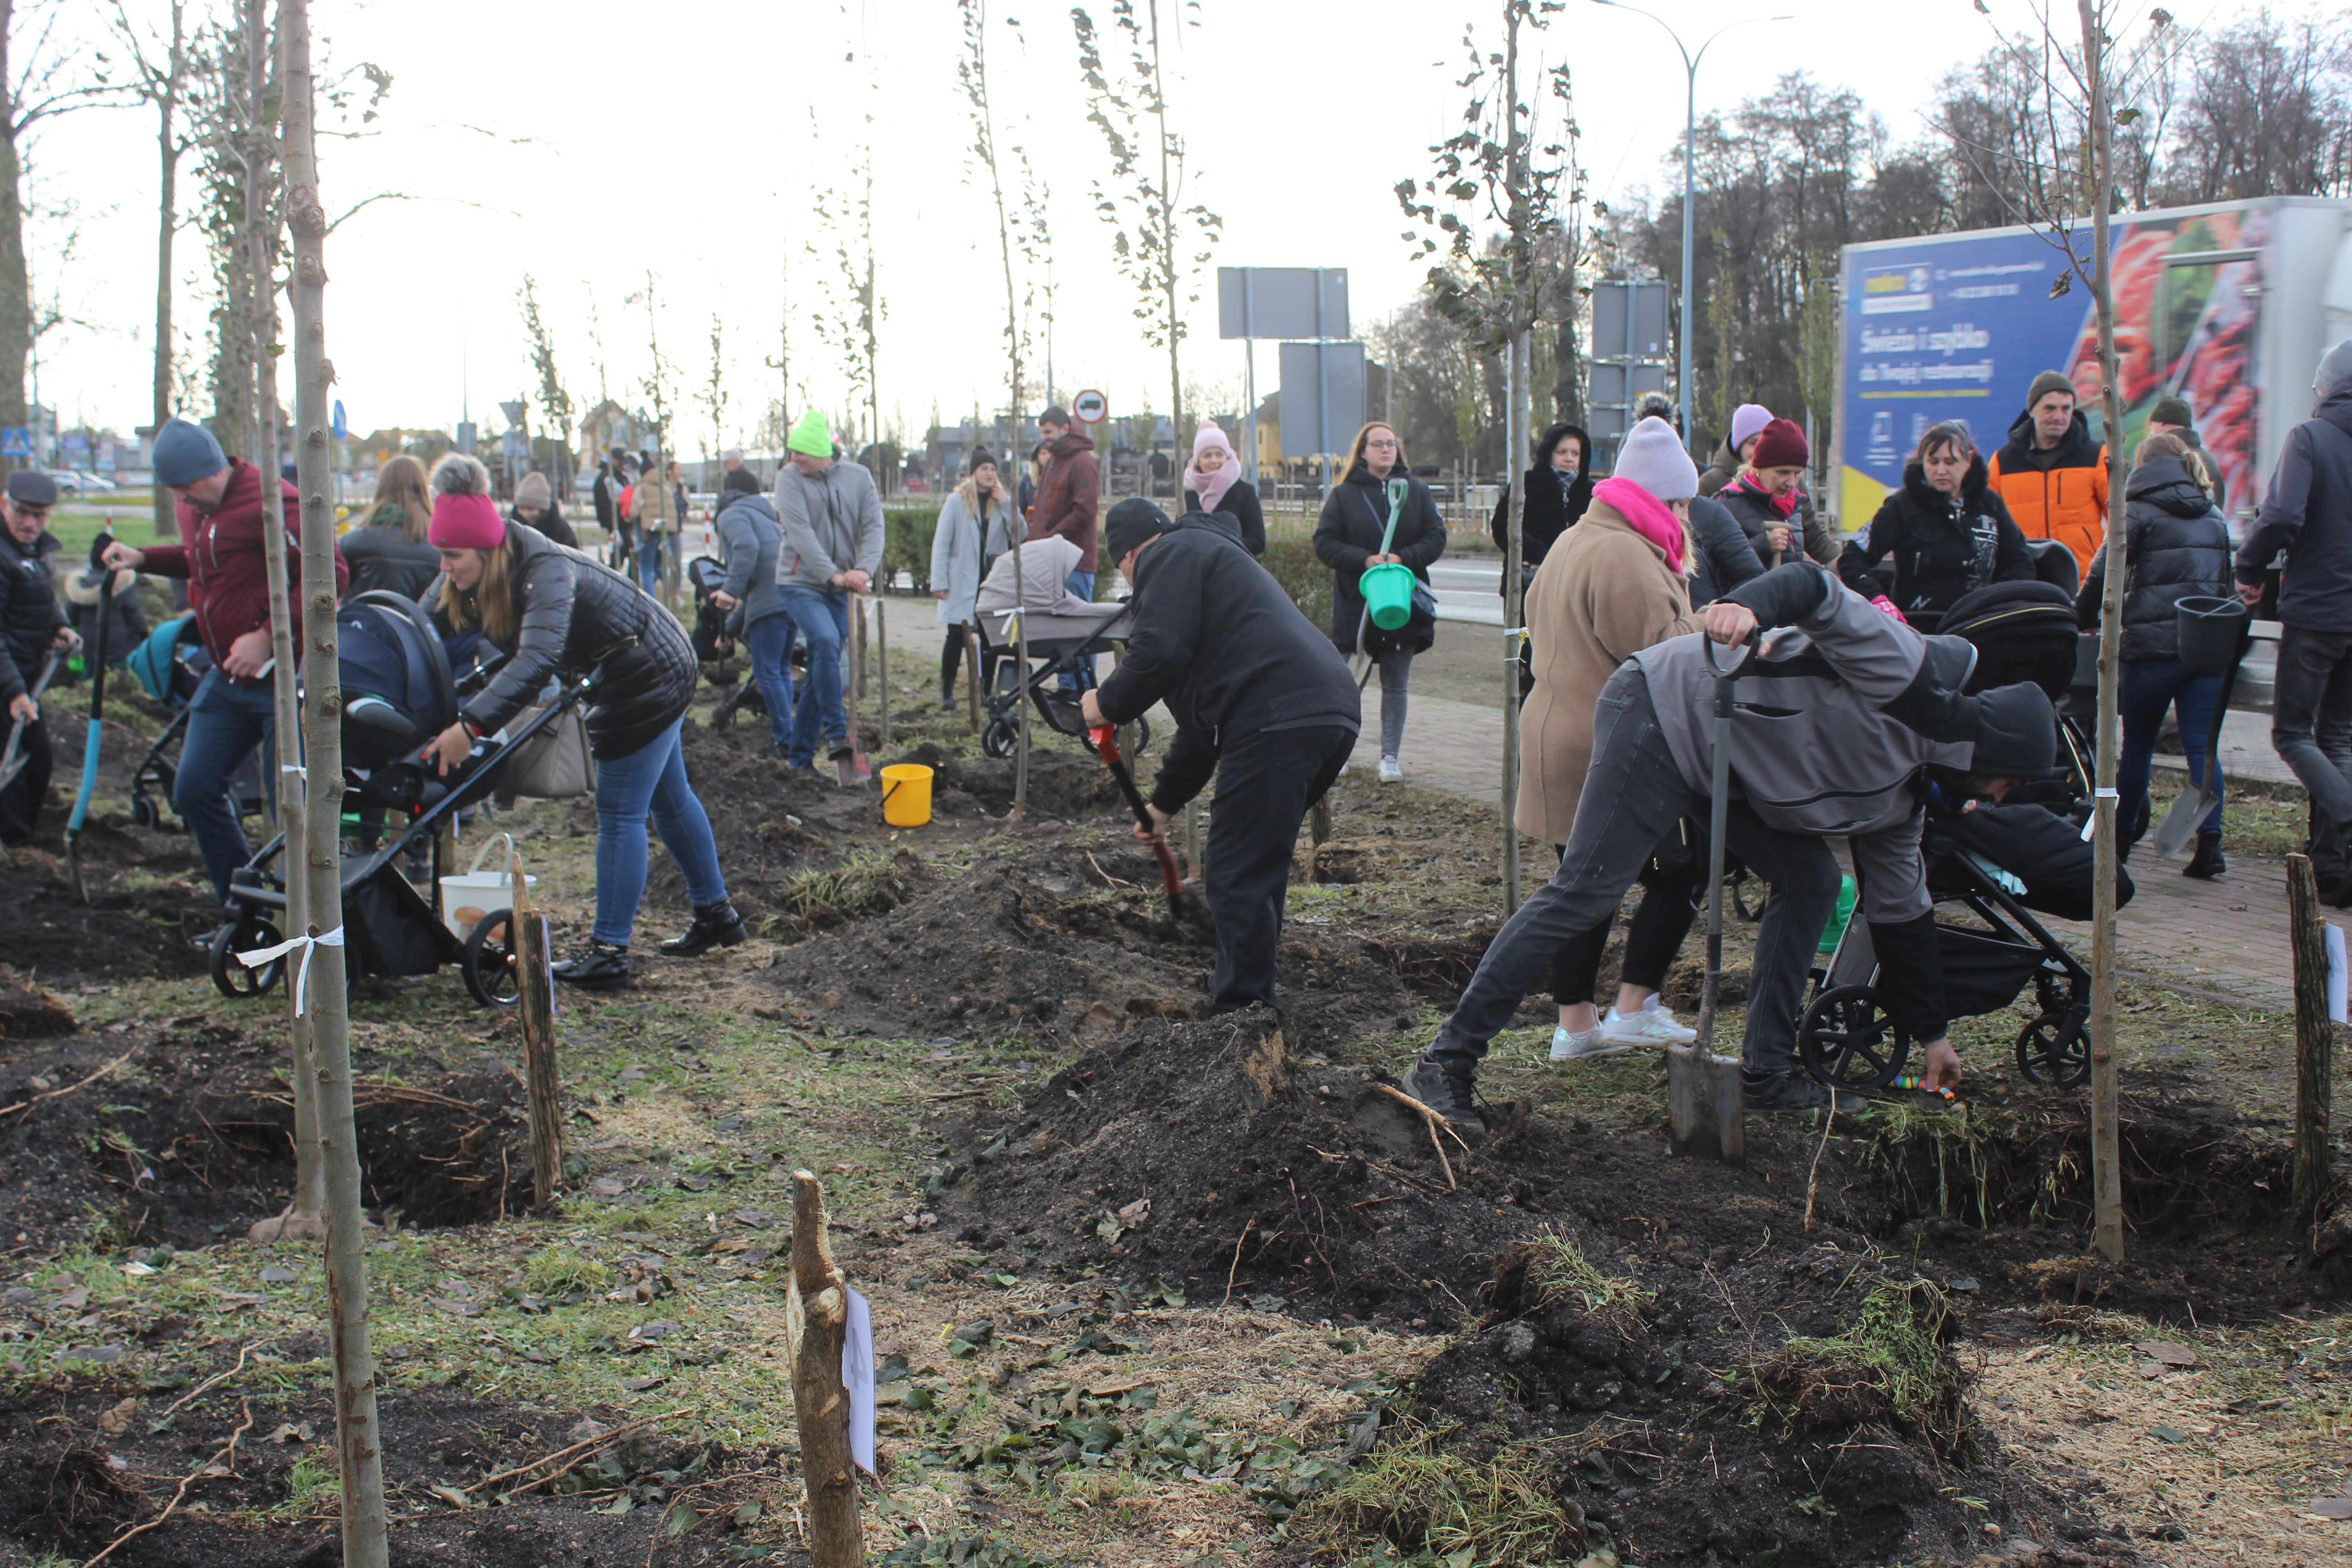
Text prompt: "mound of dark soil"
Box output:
[[0, 830, 212, 983], [0, 980, 78, 1038]]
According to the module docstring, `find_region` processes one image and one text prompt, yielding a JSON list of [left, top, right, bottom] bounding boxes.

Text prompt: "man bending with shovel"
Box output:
[[1406, 560, 2060, 1132], [1081, 499, 1360, 1019]]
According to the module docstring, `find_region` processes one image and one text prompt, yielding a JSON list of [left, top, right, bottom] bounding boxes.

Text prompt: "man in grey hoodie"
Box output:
[[711, 468, 795, 760], [772, 410, 884, 784], [1405, 560, 2060, 1130]]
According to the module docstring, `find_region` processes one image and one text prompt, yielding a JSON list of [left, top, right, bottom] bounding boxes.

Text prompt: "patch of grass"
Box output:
[[1298, 1421, 1582, 1568], [1749, 1278, 1970, 1460], [760, 848, 924, 939], [282, 1453, 338, 1513], [523, 1246, 610, 1295], [1521, 1233, 1652, 1338]]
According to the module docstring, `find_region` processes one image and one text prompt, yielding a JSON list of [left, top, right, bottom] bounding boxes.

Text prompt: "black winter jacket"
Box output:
[[1095, 518, 1361, 814], [0, 527, 64, 703], [1313, 467, 1446, 652], [2078, 456, 2231, 662], [433, 524, 698, 761], [2240, 387, 2352, 632], [1716, 479, 1839, 567], [1840, 455, 2033, 622], [511, 504, 579, 549], [339, 513, 443, 602], [1181, 478, 1265, 557], [1686, 495, 1768, 609], [1487, 424, 1594, 593]]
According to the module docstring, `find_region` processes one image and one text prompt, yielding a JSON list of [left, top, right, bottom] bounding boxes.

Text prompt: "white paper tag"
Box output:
[[843, 1287, 876, 1475], [2328, 923, 2347, 1025]]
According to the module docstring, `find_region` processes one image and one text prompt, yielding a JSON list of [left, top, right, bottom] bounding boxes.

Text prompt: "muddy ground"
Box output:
[[0, 632, 2345, 1567]]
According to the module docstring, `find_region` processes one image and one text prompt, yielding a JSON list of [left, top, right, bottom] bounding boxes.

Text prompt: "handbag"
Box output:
[[495, 701, 597, 801]]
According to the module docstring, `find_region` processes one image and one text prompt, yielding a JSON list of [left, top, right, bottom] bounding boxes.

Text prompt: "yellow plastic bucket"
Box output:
[[880, 764, 934, 827]]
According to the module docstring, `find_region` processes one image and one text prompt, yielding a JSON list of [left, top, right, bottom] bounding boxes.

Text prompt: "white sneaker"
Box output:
[[1598, 1001, 1698, 1047], [1549, 1025, 1628, 1061], [1378, 756, 1402, 784]]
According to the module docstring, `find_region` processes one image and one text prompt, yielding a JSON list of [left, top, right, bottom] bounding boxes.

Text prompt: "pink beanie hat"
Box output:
[[426, 452, 507, 549]]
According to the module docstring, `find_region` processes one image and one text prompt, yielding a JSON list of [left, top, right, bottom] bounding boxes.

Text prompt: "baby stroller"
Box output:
[[122, 613, 267, 832], [975, 599, 1148, 760], [1934, 580, 2094, 798], [686, 554, 799, 733], [207, 591, 592, 1009]]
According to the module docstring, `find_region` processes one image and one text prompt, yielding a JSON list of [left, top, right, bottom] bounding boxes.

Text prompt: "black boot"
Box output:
[[552, 939, 632, 990], [2183, 834, 2227, 880], [660, 899, 748, 957]]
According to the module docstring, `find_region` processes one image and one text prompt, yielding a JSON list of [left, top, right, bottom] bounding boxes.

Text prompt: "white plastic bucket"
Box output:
[[438, 833, 535, 939]]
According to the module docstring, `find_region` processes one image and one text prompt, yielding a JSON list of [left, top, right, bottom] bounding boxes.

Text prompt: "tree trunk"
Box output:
[[152, 10, 181, 539], [2081, 0, 2127, 1267], [789, 1171, 864, 1568], [2288, 854, 2336, 1243], [0, 0, 28, 476]]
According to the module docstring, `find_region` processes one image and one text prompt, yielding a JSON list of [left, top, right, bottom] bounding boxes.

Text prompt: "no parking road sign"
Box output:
[[1070, 389, 1108, 425]]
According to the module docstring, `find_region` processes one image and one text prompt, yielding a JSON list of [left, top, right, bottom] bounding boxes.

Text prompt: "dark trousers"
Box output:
[[1549, 839, 1697, 1006], [1200, 723, 1356, 1013], [2118, 657, 2225, 846], [0, 709, 53, 846], [178, 668, 276, 903], [1424, 663, 1840, 1082], [941, 624, 994, 700], [2273, 625, 2352, 830]]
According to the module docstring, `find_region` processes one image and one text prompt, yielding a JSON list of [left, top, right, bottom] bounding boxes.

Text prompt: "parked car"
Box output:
[[72, 470, 116, 494]]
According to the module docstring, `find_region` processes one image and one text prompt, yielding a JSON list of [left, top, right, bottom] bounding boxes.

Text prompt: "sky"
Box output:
[[22, 0, 2288, 455]]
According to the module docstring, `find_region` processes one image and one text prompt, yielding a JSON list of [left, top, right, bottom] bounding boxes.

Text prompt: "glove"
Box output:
[[1869, 594, 1907, 624]]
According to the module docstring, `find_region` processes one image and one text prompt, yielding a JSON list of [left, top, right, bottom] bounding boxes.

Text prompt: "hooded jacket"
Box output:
[[713, 491, 789, 632], [773, 458, 886, 592], [1716, 476, 1839, 568], [339, 503, 442, 601], [1987, 405, 2110, 571], [1312, 465, 1447, 652], [432, 523, 698, 762], [1095, 516, 1361, 814], [61, 564, 148, 663], [1697, 431, 1745, 499], [1487, 424, 1594, 593], [2239, 381, 2352, 632], [511, 502, 579, 549], [0, 525, 65, 702], [1840, 454, 2033, 622], [140, 459, 348, 684], [1028, 428, 1102, 570], [1686, 495, 1768, 609], [2076, 456, 2231, 662]]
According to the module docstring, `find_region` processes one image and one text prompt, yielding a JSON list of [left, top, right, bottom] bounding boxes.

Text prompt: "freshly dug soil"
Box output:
[[0, 828, 213, 983]]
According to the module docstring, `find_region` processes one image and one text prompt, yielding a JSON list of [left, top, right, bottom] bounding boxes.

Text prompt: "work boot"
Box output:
[[1402, 1059, 1486, 1136], [2183, 834, 2226, 880], [659, 899, 748, 957], [940, 686, 957, 711], [552, 939, 632, 991], [1742, 1072, 1860, 1114]]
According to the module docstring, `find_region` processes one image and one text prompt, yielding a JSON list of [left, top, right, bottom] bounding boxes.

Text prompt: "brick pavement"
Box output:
[[1358, 684, 2307, 1010]]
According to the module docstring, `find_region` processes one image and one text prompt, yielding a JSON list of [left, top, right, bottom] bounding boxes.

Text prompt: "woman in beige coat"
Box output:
[[1518, 416, 1707, 1061]]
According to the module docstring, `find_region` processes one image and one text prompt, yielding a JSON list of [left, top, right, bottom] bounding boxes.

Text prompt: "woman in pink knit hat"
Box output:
[[420, 453, 739, 991], [1181, 420, 1263, 556]]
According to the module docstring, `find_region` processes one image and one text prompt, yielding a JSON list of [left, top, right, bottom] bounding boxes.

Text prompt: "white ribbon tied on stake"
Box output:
[[2078, 787, 2120, 843], [238, 927, 347, 1017]]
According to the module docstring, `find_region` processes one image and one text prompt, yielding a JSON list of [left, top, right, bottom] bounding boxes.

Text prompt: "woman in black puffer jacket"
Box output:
[[1488, 421, 1593, 591], [418, 453, 740, 989], [1313, 422, 1446, 782], [2075, 433, 2234, 876], [1839, 421, 2033, 627]]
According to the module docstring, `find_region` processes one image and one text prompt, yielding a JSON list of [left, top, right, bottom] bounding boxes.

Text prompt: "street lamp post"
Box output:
[[1590, 1, 1790, 453]]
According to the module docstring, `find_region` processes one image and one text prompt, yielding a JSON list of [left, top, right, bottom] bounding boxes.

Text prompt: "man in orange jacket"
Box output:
[[1987, 369, 2109, 574]]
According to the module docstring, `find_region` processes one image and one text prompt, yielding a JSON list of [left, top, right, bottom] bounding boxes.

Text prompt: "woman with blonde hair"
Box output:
[[1312, 421, 1446, 782], [340, 453, 441, 600], [931, 448, 1018, 708], [419, 452, 741, 988]]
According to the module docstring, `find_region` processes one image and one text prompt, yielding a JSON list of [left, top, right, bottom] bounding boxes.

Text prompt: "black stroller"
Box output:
[[1794, 583, 2124, 1093], [206, 592, 590, 1009], [975, 599, 1148, 760], [687, 555, 804, 733]]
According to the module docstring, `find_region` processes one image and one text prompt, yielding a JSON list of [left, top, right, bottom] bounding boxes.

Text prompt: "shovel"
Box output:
[[65, 529, 115, 903], [1670, 628, 1756, 1166], [1090, 723, 1185, 921], [2151, 615, 2251, 860], [0, 651, 60, 792]]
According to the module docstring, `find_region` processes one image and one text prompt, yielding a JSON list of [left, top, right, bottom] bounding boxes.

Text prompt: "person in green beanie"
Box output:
[[772, 410, 884, 784]]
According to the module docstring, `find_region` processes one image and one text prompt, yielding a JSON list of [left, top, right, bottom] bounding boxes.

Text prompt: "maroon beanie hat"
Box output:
[[1751, 417, 1810, 470]]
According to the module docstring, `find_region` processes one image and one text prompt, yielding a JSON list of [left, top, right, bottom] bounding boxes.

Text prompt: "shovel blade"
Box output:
[[1667, 1046, 1746, 1165], [2149, 782, 2217, 860]]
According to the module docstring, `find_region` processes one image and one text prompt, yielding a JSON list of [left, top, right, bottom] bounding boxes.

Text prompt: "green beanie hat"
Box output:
[[787, 410, 832, 458], [2025, 370, 2076, 409]]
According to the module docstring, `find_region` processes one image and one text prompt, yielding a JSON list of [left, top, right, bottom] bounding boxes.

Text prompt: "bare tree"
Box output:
[[2166, 10, 2352, 202], [809, 148, 881, 485], [627, 269, 673, 455], [699, 313, 726, 471], [108, 0, 192, 536], [517, 274, 572, 492]]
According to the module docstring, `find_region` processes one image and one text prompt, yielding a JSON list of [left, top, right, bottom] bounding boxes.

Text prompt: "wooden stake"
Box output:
[[851, 598, 867, 713], [876, 595, 890, 750], [788, 1171, 863, 1568], [510, 853, 561, 1213], [963, 624, 983, 732], [2288, 853, 2335, 1242], [1183, 800, 1201, 882]]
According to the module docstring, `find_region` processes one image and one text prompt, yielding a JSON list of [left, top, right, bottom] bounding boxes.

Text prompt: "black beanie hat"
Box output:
[[1966, 682, 2060, 778], [968, 446, 996, 474], [721, 466, 761, 497], [1103, 497, 1173, 566], [2150, 394, 2193, 427]]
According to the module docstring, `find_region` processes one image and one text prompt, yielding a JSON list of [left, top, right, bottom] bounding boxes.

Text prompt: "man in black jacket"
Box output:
[[1081, 500, 1360, 1016], [0, 470, 78, 844]]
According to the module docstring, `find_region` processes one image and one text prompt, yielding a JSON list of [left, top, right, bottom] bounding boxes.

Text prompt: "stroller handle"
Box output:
[[1702, 626, 1764, 681]]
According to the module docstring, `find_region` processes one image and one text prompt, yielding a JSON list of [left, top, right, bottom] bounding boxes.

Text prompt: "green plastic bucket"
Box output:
[[1815, 874, 1856, 958], [1361, 562, 1416, 631]]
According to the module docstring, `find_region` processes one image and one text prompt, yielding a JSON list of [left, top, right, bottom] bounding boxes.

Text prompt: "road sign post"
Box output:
[[1220, 268, 1350, 501], [1071, 389, 1108, 426]]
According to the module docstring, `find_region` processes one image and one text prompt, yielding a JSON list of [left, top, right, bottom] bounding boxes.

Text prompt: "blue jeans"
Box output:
[[777, 584, 852, 765], [745, 613, 798, 750], [636, 535, 665, 592], [178, 668, 275, 904], [2120, 657, 2225, 843], [592, 715, 728, 945], [1060, 568, 1098, 692]]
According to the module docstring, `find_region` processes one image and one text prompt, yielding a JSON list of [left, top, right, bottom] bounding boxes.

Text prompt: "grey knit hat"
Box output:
[[1611, 416, 1699, 501]]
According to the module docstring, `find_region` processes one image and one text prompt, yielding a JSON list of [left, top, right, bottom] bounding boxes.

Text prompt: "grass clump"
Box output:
[[1749, 1278, 1969, 1459], [1298, 1421, 1583, 1568], [1483, 1231, 1652, 1338], [760, 849, 924, 939], [524, 1246, 611, 1295]]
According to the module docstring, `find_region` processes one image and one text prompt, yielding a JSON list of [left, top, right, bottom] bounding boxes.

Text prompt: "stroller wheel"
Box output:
[[981, 715, 1015, 760], [210, 916, 284, 1000], [131, 795, 158, 830], [461, 909, 523, 1009], [1798, 984, 1910, 1091], [2015, 1012, 2090, 1089]]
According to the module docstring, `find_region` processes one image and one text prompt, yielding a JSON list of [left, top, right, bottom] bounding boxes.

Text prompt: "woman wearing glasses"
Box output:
[[1314, 422, 1447, 782]]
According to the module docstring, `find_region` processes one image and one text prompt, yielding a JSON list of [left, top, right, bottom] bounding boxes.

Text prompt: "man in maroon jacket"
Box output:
[[105, 417, 347, 903], [1028, 406, 1101, 688]]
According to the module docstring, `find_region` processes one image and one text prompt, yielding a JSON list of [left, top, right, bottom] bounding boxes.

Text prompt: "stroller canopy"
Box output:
[[338, 592, 457, 769], [1938, 581, 2079, 700]]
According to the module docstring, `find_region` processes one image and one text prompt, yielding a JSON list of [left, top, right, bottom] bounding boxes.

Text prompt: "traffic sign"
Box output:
[[0, 427, 29, 459], [331, 400, 347, 440], [1070, 389, 1108, 426]]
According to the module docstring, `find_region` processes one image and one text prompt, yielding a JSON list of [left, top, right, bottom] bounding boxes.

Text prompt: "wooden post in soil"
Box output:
[[1010, 536, 1030, 818], [788, 1170, 863, 1567], [851, 595, 867, 713], [964, 626, 983, 732], [2288, 854, 2336, 1243], [279, 3, 390, 1560], [876, 594, 890, 750], [510, 852, 562, 1212]]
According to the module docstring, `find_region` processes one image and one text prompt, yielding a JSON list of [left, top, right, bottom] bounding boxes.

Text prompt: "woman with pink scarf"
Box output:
[[1181, 421, 1264, 556]]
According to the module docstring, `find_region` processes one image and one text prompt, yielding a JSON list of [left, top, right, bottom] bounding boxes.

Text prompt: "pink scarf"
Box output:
[[1188, 426, 1241, 514], [1730, 470, 1798, 518], [1592, 477, 1686, 573]]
